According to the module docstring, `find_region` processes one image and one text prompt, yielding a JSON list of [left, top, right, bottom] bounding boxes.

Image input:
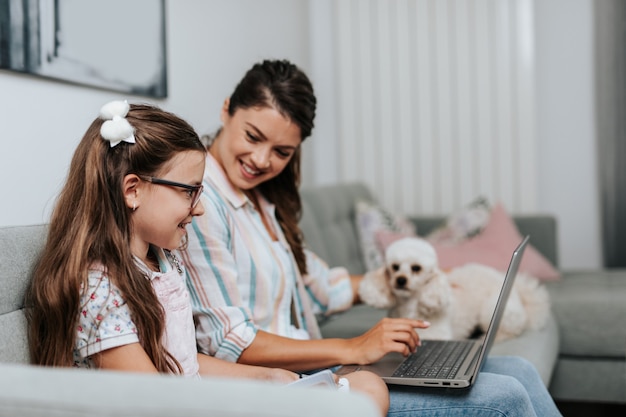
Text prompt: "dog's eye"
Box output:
[[391, 263, 400, 272], [411, 264, 422, 273]]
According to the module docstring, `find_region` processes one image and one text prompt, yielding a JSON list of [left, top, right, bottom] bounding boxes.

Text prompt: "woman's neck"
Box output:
[[208, 130, 279, 242], [207, 130, 221, 161], [247, 191, 278, 242]]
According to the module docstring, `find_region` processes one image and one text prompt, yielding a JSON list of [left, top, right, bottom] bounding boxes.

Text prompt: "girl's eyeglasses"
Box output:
[[139, 176, 203, 208]]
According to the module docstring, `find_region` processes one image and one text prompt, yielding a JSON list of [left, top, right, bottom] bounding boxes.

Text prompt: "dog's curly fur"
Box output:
[[358, 237, 551, 342]]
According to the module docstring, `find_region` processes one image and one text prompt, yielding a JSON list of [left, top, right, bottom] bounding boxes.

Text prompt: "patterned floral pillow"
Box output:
[[427, 196, 491, 244], [355, 200, 416, 271]]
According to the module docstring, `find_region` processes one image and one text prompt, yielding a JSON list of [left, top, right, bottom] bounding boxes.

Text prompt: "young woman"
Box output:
[[183, 59, 562, 417], [26, 100, 388, 415]]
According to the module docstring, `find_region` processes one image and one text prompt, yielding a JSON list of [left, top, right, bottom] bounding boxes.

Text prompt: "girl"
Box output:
[[183, 60, 562, 417], [26, 100, 388, 414]]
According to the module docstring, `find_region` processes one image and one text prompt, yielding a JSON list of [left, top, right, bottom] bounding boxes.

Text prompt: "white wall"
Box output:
[[0, 0, 601, 269], [533, 0, 601, 269], [0, 0, 310, 227]]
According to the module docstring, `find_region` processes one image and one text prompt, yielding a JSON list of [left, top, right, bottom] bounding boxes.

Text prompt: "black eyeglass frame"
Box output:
[[139, 175, 203, 208]]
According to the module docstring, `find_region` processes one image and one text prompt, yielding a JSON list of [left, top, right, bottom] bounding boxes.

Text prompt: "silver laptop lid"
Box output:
[[470, 235, 530, 378]]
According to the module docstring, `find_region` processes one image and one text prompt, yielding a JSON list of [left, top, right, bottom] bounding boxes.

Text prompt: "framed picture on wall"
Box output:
[[0, 0, 167, 98]]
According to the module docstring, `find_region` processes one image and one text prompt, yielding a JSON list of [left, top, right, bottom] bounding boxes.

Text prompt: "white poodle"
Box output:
[[358, 237, 551, 342]]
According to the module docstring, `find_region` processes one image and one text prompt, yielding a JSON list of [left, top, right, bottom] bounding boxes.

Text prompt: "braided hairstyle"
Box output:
[[225, 59, 316, 275]]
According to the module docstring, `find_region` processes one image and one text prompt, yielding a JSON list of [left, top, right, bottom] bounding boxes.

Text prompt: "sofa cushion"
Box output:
[[547, 270, 626, 358], [0, 310, 29, 363], [300, 197, 331, 263], [549, 357, 626, 403], [0, 224, 47, 316], [0, 224, 47, 364], [300, 183, 374, 274], [489, 314, 559, 386], [429, 203, 561, 281], [0, 363, 380, 417]]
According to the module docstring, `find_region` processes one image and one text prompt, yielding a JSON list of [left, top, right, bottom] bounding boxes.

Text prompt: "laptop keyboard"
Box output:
[[391, 340, 475, 379]]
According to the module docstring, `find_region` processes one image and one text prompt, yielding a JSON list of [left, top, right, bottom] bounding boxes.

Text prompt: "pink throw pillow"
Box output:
[[429, 203, 561, 281]]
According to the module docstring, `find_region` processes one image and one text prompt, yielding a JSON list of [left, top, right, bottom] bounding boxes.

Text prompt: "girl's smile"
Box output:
[[130, 150, 206, 265]]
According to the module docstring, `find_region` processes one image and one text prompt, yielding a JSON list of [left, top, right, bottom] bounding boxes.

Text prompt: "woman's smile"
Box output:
[[240, 159, 262, 178], [211, 105, 302, 191]]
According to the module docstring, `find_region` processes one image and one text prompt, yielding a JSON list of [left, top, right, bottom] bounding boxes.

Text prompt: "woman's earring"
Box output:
[[133, 202, 137, 212]]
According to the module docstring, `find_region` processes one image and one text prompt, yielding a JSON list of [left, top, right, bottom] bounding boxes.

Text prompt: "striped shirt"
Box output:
[[183, 153, 353, 362]]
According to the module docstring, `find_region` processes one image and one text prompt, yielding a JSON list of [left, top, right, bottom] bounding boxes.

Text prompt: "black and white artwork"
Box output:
[[0, 0, 167, 98]]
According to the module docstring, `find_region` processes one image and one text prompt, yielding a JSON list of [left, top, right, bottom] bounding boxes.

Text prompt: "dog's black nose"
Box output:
[[396, 276, 407, 288]]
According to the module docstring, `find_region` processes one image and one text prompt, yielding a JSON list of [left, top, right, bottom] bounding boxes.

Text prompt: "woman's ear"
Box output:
[[220, 98, 230, 123], [122, 174, 141, 211]]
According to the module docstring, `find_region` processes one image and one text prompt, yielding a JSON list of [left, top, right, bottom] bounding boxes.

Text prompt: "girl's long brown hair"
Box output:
[[225, 59, 316, 275], [26, 104, 205, 372]]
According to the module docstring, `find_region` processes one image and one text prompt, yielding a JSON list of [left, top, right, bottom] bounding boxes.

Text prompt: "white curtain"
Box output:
[[331, 0, 536, 215]]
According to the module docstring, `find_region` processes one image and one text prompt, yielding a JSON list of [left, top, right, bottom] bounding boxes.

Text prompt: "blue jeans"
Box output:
[[387, 356, 562, 417]]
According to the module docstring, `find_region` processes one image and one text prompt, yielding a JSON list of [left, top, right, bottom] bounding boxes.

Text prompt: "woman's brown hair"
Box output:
[[26, 103, 205, 372], [224, 59, 316, 275]]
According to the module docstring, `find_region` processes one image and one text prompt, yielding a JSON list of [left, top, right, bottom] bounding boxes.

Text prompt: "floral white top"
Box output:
[[74, 267, 138, 367], [73, 247, 200, 377]]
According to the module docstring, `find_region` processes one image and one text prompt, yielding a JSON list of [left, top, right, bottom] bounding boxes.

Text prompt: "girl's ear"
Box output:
[[122, 174, 141, 211]]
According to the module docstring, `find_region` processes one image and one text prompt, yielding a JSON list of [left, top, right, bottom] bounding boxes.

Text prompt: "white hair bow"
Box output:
[[99, 100, 136, 147]]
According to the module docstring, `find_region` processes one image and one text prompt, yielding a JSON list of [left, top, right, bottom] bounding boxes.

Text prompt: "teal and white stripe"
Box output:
[[182, 154, 353, 362]]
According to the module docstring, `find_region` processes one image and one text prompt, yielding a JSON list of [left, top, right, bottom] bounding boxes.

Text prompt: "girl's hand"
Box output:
[[347, 317, 430, 365], [197, 353, 298, 383], [266, 368, 301, 384]]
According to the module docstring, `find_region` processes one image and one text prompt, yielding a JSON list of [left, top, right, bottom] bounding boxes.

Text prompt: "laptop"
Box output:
[[335, 235, 530, 388]]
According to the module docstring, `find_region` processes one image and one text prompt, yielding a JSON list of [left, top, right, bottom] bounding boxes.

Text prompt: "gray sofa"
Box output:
[[2, 181, 624, 414], [0, 224, 378, 416], [299, 182, 626, 405]]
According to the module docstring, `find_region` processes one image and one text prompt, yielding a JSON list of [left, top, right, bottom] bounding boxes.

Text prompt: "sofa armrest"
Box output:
[[409, 214, 559, 268], [0, 364, 378, 417]]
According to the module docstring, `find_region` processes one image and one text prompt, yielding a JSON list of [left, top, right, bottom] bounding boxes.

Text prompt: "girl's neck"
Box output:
[[130, 240, 159, 272], [145, 249, 160, 272]]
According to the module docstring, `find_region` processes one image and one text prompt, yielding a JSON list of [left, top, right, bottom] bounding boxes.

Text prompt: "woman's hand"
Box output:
[[347, 317, 430, 365]]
